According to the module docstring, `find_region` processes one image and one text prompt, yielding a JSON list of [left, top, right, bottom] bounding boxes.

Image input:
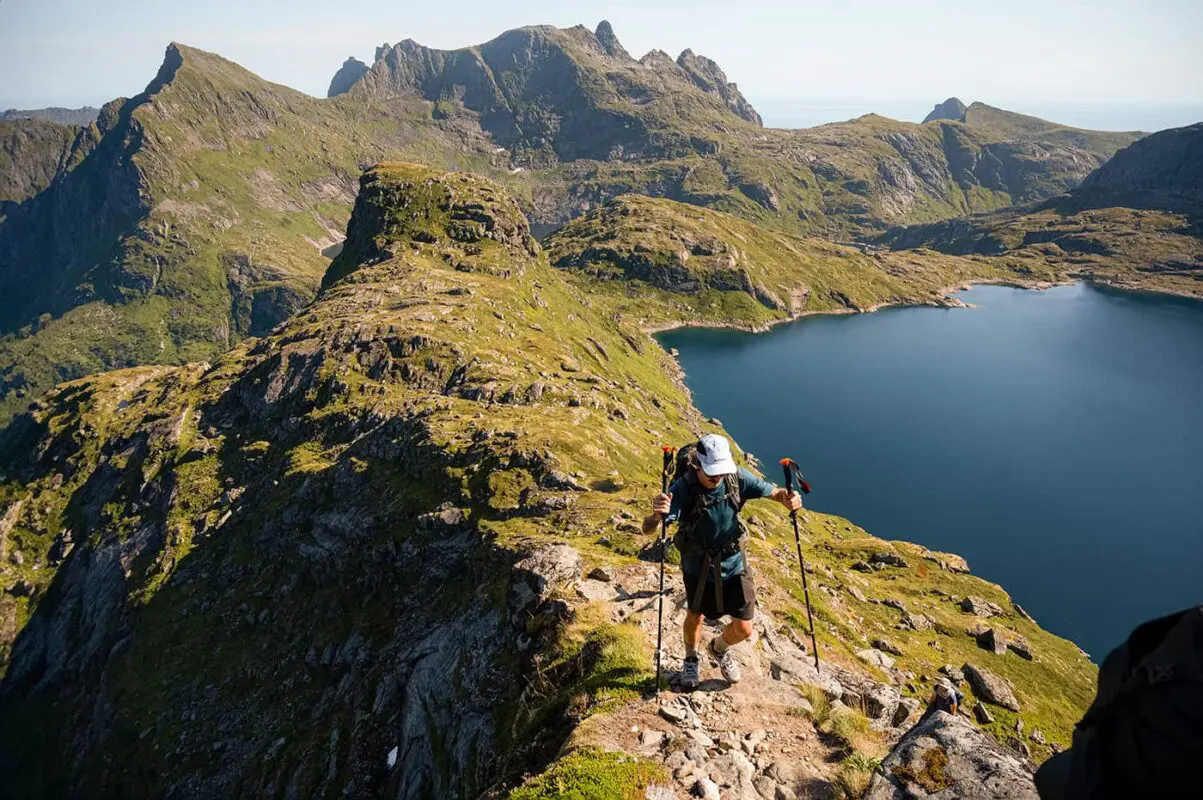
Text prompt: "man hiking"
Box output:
[[643, 433, 803, 688]]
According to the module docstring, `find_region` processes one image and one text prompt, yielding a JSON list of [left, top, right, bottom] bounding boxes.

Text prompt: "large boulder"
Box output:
[[865, 711, 1037, 798], [962, 663, 1022, 712]]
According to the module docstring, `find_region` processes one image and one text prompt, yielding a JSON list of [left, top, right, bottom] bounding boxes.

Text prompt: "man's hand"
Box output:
[[772, 488, 803, 512], [642, 492, 672, 535]]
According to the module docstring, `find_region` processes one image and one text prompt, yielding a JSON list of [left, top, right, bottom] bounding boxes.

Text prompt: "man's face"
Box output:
[[695, 467, 723, 490]]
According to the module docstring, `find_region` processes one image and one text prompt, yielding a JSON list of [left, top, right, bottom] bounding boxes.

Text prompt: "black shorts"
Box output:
[[682, 570, 757, 621]]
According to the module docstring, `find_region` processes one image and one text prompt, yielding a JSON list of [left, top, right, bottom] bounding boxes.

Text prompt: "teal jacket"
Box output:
[[667, 467, 775, 581]]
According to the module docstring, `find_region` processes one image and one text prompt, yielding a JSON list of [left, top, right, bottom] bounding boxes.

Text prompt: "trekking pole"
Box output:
[[780, 458, 820, 670], [655, 446, 675, 699]]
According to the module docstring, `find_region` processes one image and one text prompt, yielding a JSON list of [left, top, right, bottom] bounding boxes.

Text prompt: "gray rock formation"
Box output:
[[594, 20, 630, 59], [865, 711, 1038, 798], [963, 663, 1022, 711], [327, 56, 369, 97], [923, 97, 968, 124]]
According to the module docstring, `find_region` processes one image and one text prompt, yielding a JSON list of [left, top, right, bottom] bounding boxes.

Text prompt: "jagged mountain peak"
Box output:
[[336, 22, 763, 165], [594, 19, 630, 59], [327, 56, 369, 97], [923, 96, 968, 123]]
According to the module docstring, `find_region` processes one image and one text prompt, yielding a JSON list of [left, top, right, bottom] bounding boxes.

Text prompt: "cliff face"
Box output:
[[1075, 122, 1203, 212], [344, 22, 763, 166], [880, 123, 1203, 298], [0, 166, 1099, 798], [0, 119, 86, 208], [0, 43, 504, 428], [327, 57, 369, 97]]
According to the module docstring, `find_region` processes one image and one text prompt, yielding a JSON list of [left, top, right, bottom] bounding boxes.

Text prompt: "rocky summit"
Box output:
[[922, 97, 968, 124], [1, 165, 1101, 798]]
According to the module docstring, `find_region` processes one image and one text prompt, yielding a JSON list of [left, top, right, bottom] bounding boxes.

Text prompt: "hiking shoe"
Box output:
[[679, 656, 700, 689], [709, 638, 742, 684]]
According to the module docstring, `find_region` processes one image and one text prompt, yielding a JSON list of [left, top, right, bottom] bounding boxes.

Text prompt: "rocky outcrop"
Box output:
[[327, 56, 369, 97], [346, 22, 761, 164], [1074, 122, 1203, 212], [676, 49, 763, 126], [923, 97, 968, 124], [963, 663, 1022, 711], [0, 119, 84, 206], [865, 711, 1038, 798]]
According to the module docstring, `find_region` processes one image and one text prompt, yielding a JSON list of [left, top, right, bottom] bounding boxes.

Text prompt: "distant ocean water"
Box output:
[[756, 100, 1203, 133]]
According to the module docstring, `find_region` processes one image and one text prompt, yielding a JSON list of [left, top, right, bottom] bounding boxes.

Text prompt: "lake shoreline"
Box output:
[[641, 277, 1071, 336]]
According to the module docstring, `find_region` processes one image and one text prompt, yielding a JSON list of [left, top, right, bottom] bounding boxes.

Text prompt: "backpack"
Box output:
[[1035, 605, 1203, 798], [670, 441, 757, 615], [670, 442, 744, 546]]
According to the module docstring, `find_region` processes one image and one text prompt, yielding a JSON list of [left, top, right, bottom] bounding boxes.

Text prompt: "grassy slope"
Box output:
[[1, 167, 1095, 797], [883, 204, 1203, 299], [544, 194, 1064, 331]]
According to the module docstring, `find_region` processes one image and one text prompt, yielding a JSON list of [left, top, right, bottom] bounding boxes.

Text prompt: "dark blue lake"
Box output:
[[657, 284, 1203, 658]]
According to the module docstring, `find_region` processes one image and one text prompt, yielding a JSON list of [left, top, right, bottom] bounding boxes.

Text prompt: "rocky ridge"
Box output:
[[1, 166, 1097, 797], [880, 122, 1203, 299]]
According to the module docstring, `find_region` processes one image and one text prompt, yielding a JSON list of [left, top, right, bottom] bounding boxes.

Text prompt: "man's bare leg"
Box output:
[[683, 610, 704, 657], [714, 617, 754, 653]]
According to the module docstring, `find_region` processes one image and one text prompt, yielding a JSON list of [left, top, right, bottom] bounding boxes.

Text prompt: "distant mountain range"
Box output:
[[0, 21, 1178, 427], [1, 106, 100, 126]]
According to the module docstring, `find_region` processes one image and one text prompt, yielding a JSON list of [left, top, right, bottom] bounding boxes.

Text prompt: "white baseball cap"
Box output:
[[696, 433, 737, 476]]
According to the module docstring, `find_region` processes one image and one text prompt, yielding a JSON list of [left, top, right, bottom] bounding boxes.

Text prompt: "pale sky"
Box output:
[[2, 0, 1202, 130]]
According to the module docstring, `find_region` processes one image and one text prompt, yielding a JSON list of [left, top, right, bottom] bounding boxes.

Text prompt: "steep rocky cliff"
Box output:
[[0, 43, 506, 427], [341, 22, 762, 167], [880, 123, 1203, 298], [0, 119, 86, 208], [0, 166, 1098, 798]]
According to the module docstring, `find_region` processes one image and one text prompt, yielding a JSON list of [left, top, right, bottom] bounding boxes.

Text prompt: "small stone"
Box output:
[[939, 664, 965, 684], [974, 702, 995, 724], [645, 787, 675, 800], [574, 579, 615, 602], [1031, 727, 1047, 745], [1007, 636, 1034, 661], [978, 628, 1008, 655], [961, 595, 1004, 618], [666, 750, 689, 770], [640, 730, 666, 749], [8, 550, 23, 566], [693, 777, 721, 800], [560, 357, 581, 372], [900, 612, 934, 632], [882, 598, 907, 612], [872, 638, 904, 656], [857, 648, 896, 670], [587, 566, 614, 582], [685, 729, 714, 747], [1014, 603, 1035, 622], [847, 586, 868, 603], [660, 705, 688, 724], [851, 560, 874, 573], [870, 551, 909, 568]]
